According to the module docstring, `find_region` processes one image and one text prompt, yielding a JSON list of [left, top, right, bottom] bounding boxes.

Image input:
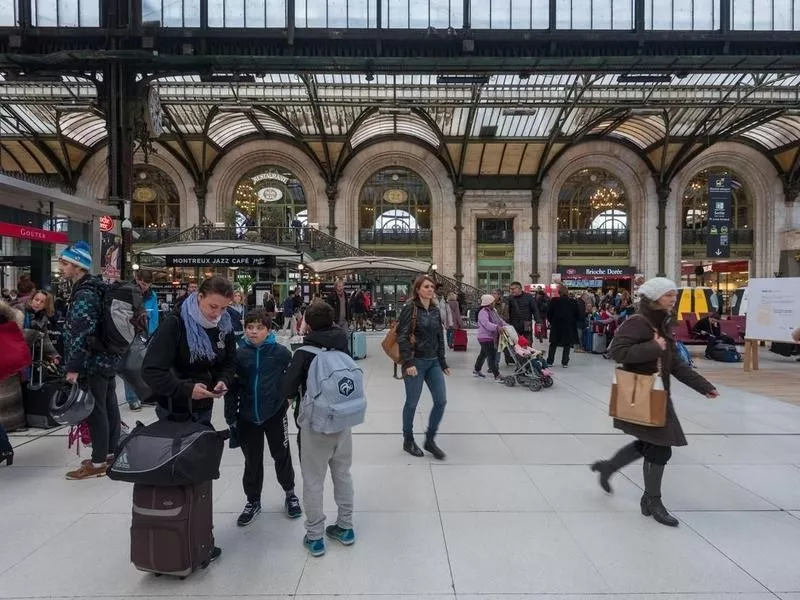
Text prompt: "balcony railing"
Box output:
[[477, 230, 514, 244], [682, 228, 754, 245], [359, 229, 433, 245], [557, 229, 630, 245], [133, 227, 182, 244]]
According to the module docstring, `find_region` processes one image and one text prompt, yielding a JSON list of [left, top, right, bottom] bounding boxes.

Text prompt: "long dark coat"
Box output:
[[547, 295, 581, 346], [609, 305, 716, 447]]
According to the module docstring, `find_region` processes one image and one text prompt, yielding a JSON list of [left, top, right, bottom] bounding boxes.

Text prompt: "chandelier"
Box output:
[[589, 186, 622, 211]]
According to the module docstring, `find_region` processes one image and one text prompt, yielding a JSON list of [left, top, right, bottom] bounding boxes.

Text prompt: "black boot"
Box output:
[[0, 449, 13, 466], [640, 461, 679, 527], [403, 435, 424, 457], [590, 442, 640, 493], [423, 435, 446, 460]]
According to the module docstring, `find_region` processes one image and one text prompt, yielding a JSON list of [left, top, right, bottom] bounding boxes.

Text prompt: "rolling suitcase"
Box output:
[[452, 329, 468, 352], [24, 334, 61, 429], [349, 330, 367, 360], [131, 481, 215, 578], [591, 332, 607, 354]]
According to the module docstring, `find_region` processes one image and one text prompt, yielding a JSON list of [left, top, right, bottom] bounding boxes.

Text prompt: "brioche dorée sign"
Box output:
[[0, 222, 69, 245]]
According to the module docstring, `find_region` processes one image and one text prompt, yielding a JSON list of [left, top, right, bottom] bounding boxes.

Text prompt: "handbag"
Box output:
[[381, 306, 417, 364], [609, 360, 667, 427]]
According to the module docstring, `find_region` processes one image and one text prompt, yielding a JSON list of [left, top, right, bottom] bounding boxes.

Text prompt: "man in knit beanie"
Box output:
[[58, 241, 121, 480]]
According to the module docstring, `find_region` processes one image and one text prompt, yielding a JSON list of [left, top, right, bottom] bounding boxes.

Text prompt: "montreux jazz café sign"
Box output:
[[165, 255, 277, 267]]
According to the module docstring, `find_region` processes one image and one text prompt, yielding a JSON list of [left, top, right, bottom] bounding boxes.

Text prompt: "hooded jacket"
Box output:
[[225, 334, 292, 425], [279, 326, 350, 401], [63, 274, 117, 376]]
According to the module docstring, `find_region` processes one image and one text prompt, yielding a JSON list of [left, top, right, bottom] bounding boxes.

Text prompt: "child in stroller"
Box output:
[[498, 328, 554, 392]]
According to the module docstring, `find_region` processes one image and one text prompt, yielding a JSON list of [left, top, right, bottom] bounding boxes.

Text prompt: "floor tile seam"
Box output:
[[675, 513, 783, 597], [0, 513, 87, 579], [703, 465, 792, 511], [428, 461, 458, 597]]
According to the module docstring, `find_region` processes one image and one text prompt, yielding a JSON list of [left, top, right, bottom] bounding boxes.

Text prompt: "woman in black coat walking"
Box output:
[[546, 285, 581, 367], [590, 277, 719, 527]]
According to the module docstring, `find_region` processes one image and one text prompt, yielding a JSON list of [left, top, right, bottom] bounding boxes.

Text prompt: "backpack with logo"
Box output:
[[96, 280, 145, 355], [299, 346, 366, 434]]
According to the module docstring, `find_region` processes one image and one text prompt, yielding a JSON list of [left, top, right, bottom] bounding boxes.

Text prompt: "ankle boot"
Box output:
[[590, 442, 641, 494], [423, 435, 446, 460], [641, 461, 679, 527], [403, 435, 424, 458], [0, 449, 14, 466]]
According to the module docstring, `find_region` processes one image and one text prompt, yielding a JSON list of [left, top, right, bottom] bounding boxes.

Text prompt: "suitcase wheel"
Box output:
[[153, 574, 162, 578]]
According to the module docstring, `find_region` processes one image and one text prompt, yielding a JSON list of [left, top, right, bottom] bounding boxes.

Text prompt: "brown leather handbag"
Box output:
[[381, 306, 417, 364], [609, 360, 667, 427]]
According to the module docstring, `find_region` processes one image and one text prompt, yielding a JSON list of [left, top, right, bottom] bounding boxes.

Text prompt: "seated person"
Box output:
[[694, 312, 737, 356], [514, 335, 534, 358]]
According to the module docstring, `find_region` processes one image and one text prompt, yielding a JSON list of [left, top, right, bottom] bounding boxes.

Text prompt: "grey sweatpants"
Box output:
[[300, 426, 354, 540]]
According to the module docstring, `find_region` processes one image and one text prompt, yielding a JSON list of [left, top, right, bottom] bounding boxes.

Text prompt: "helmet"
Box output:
[[49, 382, 95, 426]]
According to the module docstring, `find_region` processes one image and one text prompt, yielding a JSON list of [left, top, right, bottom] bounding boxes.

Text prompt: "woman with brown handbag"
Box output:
[[590, 277, 719, 527]]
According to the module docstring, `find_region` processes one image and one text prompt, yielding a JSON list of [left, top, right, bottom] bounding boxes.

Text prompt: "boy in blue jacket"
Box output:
[[225, 309, 302, 526]]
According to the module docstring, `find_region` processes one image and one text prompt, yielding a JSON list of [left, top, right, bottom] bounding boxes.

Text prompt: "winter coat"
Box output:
[[444, 300, 463, 330], [507, 292, 541, 332], [609, 305, 716, 447], [22, 307, 58, 360], [326, 291, 351, 323], [142, 309, 237, 415], [547, 296, 582, 346], [227, 304, 246, 335], [0, 301, 31, 381], [225, 337, 292, 425], [279, 326, 350, 401], [397, 299, 449, 371], [63, 275, 117, 377], [477, 306, 505, 343], [142, 289, 160, 337]]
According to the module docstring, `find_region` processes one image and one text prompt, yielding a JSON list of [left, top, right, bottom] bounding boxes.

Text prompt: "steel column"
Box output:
[[454, 187, 464, 281], [530, 185, 542, 283], [656, 183, 670, 277]]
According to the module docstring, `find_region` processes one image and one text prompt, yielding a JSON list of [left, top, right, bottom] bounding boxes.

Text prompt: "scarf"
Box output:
[[181, 292, 233, 363]]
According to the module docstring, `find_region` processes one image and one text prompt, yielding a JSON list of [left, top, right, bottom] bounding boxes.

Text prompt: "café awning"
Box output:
[[308, 256, 431, 274], [139, 240, 313, 264]]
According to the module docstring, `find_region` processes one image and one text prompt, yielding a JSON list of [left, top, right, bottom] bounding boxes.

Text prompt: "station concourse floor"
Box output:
[[1, 333, 800, 600]]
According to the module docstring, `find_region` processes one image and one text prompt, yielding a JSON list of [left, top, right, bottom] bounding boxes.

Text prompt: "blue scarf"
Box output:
[[181, 292, 233, 363]]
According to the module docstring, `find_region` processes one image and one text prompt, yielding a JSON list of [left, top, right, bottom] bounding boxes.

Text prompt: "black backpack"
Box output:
[[96, 281, 145, 355]]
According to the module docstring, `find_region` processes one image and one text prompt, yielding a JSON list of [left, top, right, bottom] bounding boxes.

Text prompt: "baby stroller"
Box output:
[[498, 327, 554, 392]]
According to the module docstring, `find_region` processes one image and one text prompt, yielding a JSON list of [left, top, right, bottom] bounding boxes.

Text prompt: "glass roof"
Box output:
[[1, 70, 800, 177]]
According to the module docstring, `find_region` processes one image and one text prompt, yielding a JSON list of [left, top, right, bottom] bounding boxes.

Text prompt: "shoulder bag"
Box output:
[[381, 306, 417, 364], [609, 357, 667, 427]]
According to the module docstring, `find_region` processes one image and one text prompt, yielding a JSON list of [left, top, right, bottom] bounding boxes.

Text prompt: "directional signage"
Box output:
[[164, 255, 277, 268], [707, 173, 732, 259]]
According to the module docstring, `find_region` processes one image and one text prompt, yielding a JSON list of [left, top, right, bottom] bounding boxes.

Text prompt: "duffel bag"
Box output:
[[108, 418, 229, 486]]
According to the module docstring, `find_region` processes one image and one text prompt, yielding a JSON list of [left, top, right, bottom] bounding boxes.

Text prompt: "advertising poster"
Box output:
[[101, 232, 122, 282]]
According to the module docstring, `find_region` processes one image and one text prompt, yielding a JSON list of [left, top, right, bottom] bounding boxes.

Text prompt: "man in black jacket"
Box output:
[[326, 281, 351, 328], [507, 281, 541, 337]]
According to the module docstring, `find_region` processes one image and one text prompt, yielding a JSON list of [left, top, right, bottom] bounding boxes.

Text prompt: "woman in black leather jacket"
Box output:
[[397, 275, 451, 460]]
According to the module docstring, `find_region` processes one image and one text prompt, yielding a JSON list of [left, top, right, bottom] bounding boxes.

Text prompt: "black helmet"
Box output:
[[49, 382, 95, 426]]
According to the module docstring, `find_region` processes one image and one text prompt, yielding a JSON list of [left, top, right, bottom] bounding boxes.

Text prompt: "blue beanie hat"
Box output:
[[59, 241, 93, 271]]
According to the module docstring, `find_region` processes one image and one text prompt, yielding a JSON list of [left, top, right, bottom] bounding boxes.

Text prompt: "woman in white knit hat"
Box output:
[[590, 277, 719, 527]]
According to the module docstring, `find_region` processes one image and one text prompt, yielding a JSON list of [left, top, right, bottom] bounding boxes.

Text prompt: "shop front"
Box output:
[[680, 259, 750, 308], [0, 215, 72, 290], [556, 265, 637, 293]]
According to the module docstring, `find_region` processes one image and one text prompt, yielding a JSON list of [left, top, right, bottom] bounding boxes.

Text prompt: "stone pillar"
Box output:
[[326, 184, 338, 238], [194, 182, 207, 224], [656, 182, 670, 277], [530, 185, 542, 282], [454, 187, 465, 281]]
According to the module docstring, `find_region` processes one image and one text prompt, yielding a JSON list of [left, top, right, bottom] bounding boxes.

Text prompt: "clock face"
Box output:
[[135, 187, 156, 203], [383, 188, 408, 204], [258, 187, 284, 202]]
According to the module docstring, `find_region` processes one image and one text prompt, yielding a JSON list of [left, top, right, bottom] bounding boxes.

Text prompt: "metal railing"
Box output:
[[359, 229, 433, 245], [557, 229, 630, 245], [477, 229, 514, 244], [682, 228, 754, 245], [133, 227, 182, 244]]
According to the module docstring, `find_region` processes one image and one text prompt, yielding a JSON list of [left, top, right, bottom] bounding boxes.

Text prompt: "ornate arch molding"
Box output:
[[540, 141, 656, 278], [671, 141, 784, 278], [337, 140, 456, 276], [75, 148, 195, 228], [206, 140, 326, 226]]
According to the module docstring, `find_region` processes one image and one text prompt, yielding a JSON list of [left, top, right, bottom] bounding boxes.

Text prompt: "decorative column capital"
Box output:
[[782, 176, 800, 203], [454, 186, 465, 203], [193, 183, 207, 199], [326, 184, 339, 202], [655, 180, 671, 204], [531, 184, 543, 204]]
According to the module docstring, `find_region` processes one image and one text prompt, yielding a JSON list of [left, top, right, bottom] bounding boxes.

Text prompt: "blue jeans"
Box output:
[[124, 380, 139, 407], [402, 358, 447, 438], [156, 405, 213, 427]]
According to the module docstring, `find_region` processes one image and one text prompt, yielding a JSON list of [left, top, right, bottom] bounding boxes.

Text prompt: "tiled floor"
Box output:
[[1, 333, 799, 600]]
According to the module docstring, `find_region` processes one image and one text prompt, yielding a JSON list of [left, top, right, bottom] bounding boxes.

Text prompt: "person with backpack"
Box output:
[[397, 275, 450, 460], [280, 301, 363, 558], [122, 270, 159, 411], [225, 309, 301, 527], [58, 241, 121, 481]]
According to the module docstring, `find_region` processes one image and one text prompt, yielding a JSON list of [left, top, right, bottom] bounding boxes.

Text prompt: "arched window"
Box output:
[[557, 168, 629, 244], [359, 167, 431, 245], [132, 165, 180, 230], [233, 165, 307, 228], [682, 169, 751, 231]]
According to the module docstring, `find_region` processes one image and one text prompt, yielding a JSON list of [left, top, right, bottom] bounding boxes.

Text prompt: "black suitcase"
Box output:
[[23, 334, 63, 429], [131, 481, 215, 578]]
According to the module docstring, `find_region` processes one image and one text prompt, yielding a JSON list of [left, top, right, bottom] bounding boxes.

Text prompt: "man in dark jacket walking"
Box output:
[[547, 285, 582, 368], [326, 280, 351, 328], [507, 281, 541, 338], [58, 241, 120, 481]]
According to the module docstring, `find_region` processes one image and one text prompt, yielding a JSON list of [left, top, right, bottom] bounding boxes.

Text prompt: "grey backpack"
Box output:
[[299, 346, 366, 434]]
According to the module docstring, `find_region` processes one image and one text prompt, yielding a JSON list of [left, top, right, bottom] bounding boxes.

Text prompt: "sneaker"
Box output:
[[326, 524, 356, 546], [65, 459, 108, 480], [562, 364, 569, 369], [129, 400, 142, 411], [473, 371, 486, 379], [208, 546, 222, 563], [303, 535, 326, 557], [494, 375, 505, 384], [285, 494, 302, 519], [237, 501, 262, 527]]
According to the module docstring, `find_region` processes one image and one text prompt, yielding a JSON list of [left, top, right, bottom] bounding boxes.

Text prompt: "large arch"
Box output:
[[76, 148, 196, 228], [337, 140, 456, 277], [540, 140, 658, 280], [671, 141, 784, 279], [206, 139, 326, 228]]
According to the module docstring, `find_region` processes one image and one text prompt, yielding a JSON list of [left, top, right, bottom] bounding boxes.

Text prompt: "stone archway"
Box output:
[[337, 141, 456, 276], [671, 142, 784, 278], [540, 141, 657, 279]]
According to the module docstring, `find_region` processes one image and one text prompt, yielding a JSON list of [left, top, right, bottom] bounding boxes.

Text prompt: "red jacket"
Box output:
[[0, 306, 31, 381]]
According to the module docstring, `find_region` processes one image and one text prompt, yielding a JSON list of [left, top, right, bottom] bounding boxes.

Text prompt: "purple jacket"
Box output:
[[477, 306, 505, 343]]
